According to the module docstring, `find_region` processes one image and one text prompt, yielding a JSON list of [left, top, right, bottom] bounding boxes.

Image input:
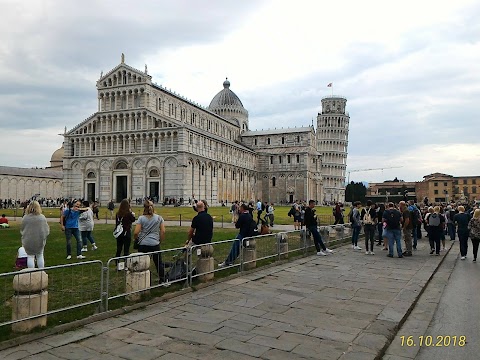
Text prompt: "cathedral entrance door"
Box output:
[[149, 182, 159, 203], [116, 176, 127, 202], [87, 183, 96, 202], [289, 194, 294, 203]]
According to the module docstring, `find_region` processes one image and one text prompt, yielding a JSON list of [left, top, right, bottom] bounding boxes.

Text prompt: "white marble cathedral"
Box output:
[[62, 56, 349, 204]]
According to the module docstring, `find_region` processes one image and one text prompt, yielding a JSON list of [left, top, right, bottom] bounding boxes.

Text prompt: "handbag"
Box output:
[[113, 217, 124, 238], [133, 218, 159, 249]]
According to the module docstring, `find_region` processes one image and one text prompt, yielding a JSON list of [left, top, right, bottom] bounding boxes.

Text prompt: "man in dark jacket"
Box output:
[[304, 200, 333, 256], [219, 204, 255, 267]]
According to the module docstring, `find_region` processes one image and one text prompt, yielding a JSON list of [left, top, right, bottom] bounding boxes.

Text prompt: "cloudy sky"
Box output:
[[1, 0, 479, 183]]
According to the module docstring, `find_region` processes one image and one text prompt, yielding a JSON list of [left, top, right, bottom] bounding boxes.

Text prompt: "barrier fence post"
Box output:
[[221, 215, 223, 228], [12, 270, 48, 332], [179, 214, 182, 227]]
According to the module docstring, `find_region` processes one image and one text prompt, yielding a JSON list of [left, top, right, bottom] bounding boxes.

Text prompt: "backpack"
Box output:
[[113, 217, 124, 238], [449, 210, 456, 221], [363, 209, 374, 225], [409, 208, 419, 226], [428, 213, 441, 227], [288, 206, 295, 217], [247, 217, 258, 237], [166, 258, 187, 281], [384, 209, 401, 229], [261, 202, 266, 211], [349, 209, 354, 224]]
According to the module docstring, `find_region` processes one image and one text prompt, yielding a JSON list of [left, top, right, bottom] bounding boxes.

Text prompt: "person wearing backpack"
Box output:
[[361, 200, 377, 255], [454, 205, 471, 260], [445, 205, 457, 241], [382, 202, 403, 258], [351, 202, 362, 250], [427, 206, 445, 255]]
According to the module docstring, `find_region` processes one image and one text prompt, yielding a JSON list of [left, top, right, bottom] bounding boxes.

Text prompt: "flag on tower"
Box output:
[[327, 83, 332, 87]]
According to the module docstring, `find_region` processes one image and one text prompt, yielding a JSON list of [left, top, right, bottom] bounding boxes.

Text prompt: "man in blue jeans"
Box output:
[[60, 200, 85, 260], [382, 202, 403, 258], [304, 200, 334, 256], [219, 204, 255, 267]]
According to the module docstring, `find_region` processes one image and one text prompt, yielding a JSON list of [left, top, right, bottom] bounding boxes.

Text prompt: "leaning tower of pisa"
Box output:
[[317, 96, 349, 203]]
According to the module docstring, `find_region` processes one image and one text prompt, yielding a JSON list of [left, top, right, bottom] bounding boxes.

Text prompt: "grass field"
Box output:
[[0, 204, 344, 225]]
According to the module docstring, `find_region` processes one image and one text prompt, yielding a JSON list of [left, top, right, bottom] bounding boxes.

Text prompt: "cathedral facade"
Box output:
[[62, 57, 349, 204]]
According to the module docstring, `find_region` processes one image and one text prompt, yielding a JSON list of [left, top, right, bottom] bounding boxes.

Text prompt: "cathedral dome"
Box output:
[[209, 78, 245, 109]]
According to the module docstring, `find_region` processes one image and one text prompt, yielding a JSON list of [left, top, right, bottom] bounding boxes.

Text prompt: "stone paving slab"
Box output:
[[0, 235, 456, 360]]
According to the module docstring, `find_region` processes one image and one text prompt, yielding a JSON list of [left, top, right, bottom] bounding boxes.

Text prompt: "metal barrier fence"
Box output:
[[0, 226, 352, 331], [0, 261, 103, 327], [104, 246, 189, 311]]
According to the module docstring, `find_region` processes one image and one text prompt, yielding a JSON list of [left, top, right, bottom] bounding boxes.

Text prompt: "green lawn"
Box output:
[[1, 204, 345, 226]]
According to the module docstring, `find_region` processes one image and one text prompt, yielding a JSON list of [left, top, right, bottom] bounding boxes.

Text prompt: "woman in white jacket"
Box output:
[[21, 201, 50, 268], [79, 200, 97, 252]]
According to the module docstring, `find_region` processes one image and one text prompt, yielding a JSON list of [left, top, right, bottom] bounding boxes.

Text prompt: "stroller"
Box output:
[[162, 251, 196, 283]]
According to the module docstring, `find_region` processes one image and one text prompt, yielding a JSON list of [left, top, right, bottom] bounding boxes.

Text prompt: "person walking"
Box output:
[[266, 202, 275, 227], [107, 200, 115, 220], [115, 199, 136, 259], [79, 201, 97, 252], [383, 202, 403, 258], [304, 200, 334, 256], [133, 200, 165, 282], [467, 209, 480, 262], [21, 201, 50, 268], [454, 205, 471, 260], [428, 206, 445, 256], [376, 203, 385, 246]]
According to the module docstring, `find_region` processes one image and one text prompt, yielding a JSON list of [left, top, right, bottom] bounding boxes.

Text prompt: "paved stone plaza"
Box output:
[[0, 237, 455, 360]]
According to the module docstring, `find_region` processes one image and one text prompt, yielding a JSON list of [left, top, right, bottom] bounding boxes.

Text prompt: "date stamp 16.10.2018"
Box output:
[[400, 335, 466, 347]]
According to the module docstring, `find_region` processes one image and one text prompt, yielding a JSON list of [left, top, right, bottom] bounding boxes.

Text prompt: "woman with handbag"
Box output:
[[115, 199, 136, 259], [133, 200, 166, 282]]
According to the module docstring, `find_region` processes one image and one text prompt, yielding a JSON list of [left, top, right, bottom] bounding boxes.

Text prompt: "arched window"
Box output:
[[115, 161, 128, 169], [267, 138, 271, 145], [149, 169, 159, 177], [87, 171, 96, 179], [272, 177, 276, 187]]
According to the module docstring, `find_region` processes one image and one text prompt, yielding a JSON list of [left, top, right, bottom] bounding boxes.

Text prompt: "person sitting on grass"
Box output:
[[0, 214, 9, 228]]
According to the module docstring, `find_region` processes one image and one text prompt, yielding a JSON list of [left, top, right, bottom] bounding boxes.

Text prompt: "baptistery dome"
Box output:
[[49, 144, 64, 170]]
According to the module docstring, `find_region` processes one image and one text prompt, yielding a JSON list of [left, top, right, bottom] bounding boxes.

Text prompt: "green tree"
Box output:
[[345, 182, 367, 203]]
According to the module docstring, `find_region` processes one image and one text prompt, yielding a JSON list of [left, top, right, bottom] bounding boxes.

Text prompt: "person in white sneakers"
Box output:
[[351, 201, 362, 250], [79, 201, 98, 252], [361, 200, 377, 255], [304, 200, 333, 256]]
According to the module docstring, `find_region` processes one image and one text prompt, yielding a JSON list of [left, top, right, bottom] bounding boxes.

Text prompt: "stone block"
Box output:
[[126, 253, 150, 272], [243, 248, 256, 270], [126, 270, 150, 301], [199, 244, 214, 258], [196, 257, 214, 282], [244, 239, 256, 249], [12, 291, 48, 332], [13, 270, 48, 293]]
